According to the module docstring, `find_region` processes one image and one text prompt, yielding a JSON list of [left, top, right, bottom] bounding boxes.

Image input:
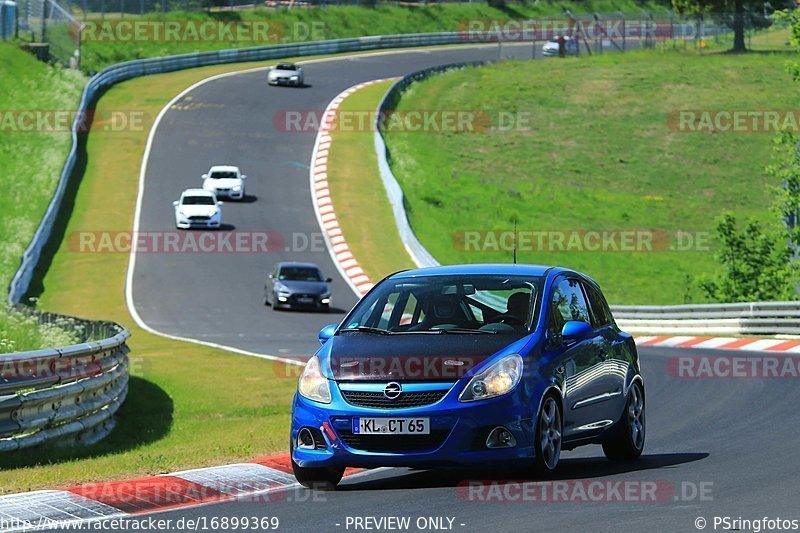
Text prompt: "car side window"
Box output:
[[584, 283, 615, 328], [552, 278, 592, 326]]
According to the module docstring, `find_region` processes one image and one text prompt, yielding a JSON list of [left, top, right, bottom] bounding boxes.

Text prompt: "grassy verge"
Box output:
[[0, 59, 316, 493], [0, 43, 86, 351], [380, 49, 799, 305], [77, 0, 668, 71], [326, 79, 417, 282]]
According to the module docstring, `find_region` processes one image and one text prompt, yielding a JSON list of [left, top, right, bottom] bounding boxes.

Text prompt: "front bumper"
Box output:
[[211, 188, 244, 200], [176, 219, 221, 229], [291, 382, 537, 470], [276, 293, 330, 310], [269, 76, 303, 86]]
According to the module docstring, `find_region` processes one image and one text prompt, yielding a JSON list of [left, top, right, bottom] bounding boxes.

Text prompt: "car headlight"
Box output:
[[232, 185, 242, 192], [459, 353, 523, 402], [298, 356, 331, 403], [290, 75, 299, 80]]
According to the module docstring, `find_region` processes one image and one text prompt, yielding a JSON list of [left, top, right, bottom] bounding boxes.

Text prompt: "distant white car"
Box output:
[[202, 165, 246, 200], [173, 189, 222, 229], [267, 63, 304, 86], [542, 37, 579, 56]]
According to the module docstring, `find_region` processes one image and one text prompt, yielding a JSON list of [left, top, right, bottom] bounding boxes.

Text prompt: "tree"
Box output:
[[671, 0, 751, 52]]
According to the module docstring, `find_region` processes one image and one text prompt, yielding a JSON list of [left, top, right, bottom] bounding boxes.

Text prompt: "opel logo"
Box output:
[[383, 382, 402, 400]]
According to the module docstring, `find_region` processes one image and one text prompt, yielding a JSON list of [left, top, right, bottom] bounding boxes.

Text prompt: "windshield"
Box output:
[[279, 266, 323, 281], [209, 171, 237, 179], [182, 196, 215, 205], [342, 274, 542, 334], [276, 63, 297, 71]]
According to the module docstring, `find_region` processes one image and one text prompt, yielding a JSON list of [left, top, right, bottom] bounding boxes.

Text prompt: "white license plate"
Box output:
[[297, 297, 314, 304], [353, 417, 430, 435]]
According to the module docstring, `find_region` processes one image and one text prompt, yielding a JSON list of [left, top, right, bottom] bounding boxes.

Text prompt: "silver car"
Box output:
[[267, 63, 304, 86]]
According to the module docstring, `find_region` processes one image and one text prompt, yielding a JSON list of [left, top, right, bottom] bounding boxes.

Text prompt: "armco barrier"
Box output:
[[0, 309, 129, 451], [7, 32, 502, 305], [374, 64, 800, 336]]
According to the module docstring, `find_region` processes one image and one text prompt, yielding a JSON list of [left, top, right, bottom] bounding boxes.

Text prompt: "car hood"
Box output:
[[324, 333, 529, 382], [275, 280, 328, 294], [178, 205, 218, 217], [204, 178, 241, 189]]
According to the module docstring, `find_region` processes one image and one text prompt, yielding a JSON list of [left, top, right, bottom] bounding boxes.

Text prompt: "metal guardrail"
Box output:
[[0, 309, 130, 451], [612, 302, 800, 336]]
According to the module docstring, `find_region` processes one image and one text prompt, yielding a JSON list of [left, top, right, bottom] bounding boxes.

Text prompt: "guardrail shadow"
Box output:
[[339, 452, 709, 491], [0, 376, 173, 469]]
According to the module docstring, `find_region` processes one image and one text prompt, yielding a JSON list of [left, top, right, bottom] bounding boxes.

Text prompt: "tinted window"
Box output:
[[343, 274, 542, 334], [279, 266, 322, 282], [584, 283, 614, 328], [551, 278, 592, 335]]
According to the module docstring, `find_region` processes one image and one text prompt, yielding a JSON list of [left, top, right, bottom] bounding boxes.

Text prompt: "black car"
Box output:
[[265, 262, 332, 311]]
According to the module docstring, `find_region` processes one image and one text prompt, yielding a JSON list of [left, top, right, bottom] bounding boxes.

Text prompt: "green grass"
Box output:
[[0, 43, 86, 352], [382, 49, 800, 305], [327, 79, 417, 282], [77, 0, 668, 71], [0, 43, 85, 292], [0, 308, 80, 353]]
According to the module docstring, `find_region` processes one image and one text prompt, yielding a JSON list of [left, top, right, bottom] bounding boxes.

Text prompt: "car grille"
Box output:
[[340, 389, 447, 409], [338, 429, 450, 453], [216, 188, 230, 193], [289, 293, 318, 304], [188, 215, 210, 221]]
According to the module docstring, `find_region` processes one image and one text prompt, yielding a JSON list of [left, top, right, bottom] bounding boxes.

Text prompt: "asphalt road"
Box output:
[[125, 44, 800, 532], [130, 43, 533, 358]]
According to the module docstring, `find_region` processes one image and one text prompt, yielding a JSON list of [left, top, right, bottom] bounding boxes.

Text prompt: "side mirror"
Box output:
[[201, 174, 208, 180], [241, 175, 247, 180], [217, 201, 224, 206], [561, 321, 593, 343], [268, 274, 274, 279], [172, 200, 179, 207], [325, 277, 333, 283], [318, 324, 337, 345]]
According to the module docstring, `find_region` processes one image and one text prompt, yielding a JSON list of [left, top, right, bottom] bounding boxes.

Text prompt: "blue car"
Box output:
[[290, 264, 645, 489]]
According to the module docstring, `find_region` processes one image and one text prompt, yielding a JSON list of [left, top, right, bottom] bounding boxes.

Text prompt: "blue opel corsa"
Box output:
[[290, 264, 645, 488]]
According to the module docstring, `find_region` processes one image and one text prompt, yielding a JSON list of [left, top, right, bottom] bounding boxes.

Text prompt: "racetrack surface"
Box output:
[[80, 346, 795, 532], [125, 44, 800, 532], [130, 44, 533, 358]]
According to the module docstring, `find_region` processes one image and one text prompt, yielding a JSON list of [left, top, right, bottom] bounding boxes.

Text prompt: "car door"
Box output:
[[583, 281, 629, 417], [548, 277, 608, 439]]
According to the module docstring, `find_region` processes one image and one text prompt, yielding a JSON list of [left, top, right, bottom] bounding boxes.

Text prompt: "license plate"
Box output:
[[297, 297, 314, 304], [352, 417, 430, 435]]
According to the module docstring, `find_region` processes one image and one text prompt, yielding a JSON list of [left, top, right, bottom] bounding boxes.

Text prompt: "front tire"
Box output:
[[532, 393, 562, 475], [602, 381, 645, 461], [291, 446, 344, 490]]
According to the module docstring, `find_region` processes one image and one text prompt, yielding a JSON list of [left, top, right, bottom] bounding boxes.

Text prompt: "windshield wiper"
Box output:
[[339, 326, 393, 335], [439, 327, 498, 335]]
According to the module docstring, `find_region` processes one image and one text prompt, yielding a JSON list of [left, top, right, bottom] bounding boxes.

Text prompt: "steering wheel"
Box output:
[[489, 314, 526, 328]]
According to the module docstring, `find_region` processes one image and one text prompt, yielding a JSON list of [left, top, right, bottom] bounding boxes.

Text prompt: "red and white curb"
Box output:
[[635, 335, 800, 352], [309, 79, 397, 298], [0, 454, 359, 530]]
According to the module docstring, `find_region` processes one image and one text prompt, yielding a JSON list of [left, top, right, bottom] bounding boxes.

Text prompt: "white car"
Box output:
[[267, 63, 304, 86], [202, 165, 246, 200], [542, 37, 579, 56], [173, 189, 222, 229]]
